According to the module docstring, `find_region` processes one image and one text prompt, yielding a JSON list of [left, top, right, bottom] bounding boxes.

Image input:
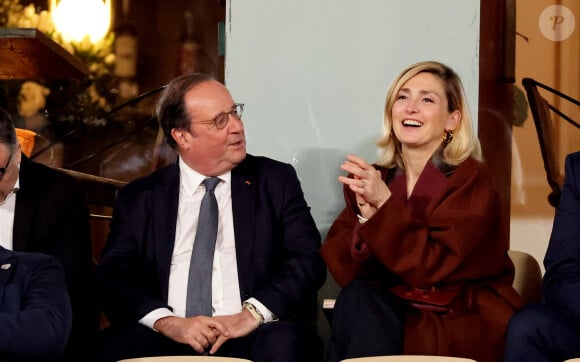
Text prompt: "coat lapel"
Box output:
[[407, 162, 449, 222], [231, 156, 256, 295], [386, 161, 451, 223]]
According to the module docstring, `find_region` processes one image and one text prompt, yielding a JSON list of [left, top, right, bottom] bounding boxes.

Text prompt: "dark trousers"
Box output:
[[97, 320, 322, 362], [505, 303, 580, 362], [327, 280, 405, 362]]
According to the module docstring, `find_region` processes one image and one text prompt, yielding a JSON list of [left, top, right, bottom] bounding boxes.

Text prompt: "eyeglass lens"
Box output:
[[215, 104, 244, 128]]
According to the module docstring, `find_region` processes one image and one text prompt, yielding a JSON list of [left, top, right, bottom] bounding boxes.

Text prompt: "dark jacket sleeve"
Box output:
[[244, 159, 326, 320], [14, 157, 98, 358], [0, 253, 72, 358], [96, 170, 175, 323], [543, 151, 580, 321]]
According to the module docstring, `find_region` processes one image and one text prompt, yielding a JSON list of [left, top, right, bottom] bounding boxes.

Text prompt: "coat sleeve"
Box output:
[[321, 183, 377, 287], [542, 152, 580, 321], [321, 167, 394, 287], [323, 159, 513, 288], [361, 160, 511, 286], [0, 254, 72, 357]]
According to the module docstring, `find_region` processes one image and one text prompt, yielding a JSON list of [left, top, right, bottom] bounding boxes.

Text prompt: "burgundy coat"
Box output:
[[321, 157, 522, 361]]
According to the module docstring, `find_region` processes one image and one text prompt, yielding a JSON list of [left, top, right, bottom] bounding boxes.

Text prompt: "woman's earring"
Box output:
[[442, 129, 454, 144]]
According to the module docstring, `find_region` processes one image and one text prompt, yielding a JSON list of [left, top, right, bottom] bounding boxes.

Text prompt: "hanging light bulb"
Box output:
[[50, 0, 111, 44]]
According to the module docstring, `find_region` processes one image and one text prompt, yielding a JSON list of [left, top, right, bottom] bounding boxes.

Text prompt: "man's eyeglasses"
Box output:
[[0, 147, 13, 181], [191, 103, 244, 129]]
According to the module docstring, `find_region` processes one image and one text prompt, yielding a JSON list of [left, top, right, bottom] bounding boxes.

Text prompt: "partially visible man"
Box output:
[[97, 73, 326, 362], [0, 246, 72, 362], [505, 151, 580, 361], [0, 108, 99, 362]]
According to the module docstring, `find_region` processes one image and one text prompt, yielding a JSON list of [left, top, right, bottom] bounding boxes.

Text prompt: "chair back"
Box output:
[[521, 77, 580, 207], [15, 128, 36, 157], [56, 167, 127, 266], [508, 250, 542, 305], [15, 127, 64, 168], [522, 78, 563, 206], [341, 356, 476, 361]]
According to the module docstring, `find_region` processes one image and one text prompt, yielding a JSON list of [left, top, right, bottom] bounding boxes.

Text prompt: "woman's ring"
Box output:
[[361, 180, 365, 187]]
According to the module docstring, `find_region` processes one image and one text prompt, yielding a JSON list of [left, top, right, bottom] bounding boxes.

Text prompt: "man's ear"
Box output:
[[171, 128, 189, 149]]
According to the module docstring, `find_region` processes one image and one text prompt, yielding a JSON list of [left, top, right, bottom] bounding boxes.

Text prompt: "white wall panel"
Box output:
[[225, 0, 480, 236]]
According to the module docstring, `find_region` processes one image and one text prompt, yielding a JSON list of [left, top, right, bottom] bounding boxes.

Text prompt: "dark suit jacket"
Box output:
[[98, 154, 326, 324], [13, 156, 99, 361], [543, 151, 580, 321], [0, 246, 72, 361]]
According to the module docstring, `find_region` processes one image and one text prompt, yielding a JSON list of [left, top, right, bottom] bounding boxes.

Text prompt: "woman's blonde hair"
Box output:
[[376, 60, 482, 168]]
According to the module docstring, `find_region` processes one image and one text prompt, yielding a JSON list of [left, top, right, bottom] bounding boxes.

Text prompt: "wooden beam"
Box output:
[[0, 27, 89, 80]]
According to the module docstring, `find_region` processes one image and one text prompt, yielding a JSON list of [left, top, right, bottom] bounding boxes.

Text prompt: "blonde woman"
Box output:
[[322, 61, 522, 362]]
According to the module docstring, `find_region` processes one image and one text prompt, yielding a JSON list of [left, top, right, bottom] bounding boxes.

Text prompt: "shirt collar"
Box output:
[[178, 157, 230, 195]]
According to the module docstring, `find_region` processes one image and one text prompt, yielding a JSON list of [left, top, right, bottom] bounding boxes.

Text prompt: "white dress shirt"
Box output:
[[0, 176, 20, 250], [140, 158, 274, 329]]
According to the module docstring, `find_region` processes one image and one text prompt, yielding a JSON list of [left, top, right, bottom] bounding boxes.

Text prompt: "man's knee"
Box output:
[[508, 304, 561, 342], [253, 322, 321, 362]]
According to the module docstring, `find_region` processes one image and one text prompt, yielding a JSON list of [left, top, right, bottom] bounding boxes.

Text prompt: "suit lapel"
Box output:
[[153, 162, 180, 301], [13, 157, 38, 251], [231, 156, 256, 295]]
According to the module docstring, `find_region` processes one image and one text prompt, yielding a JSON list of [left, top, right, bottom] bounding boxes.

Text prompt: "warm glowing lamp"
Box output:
[[50, 0, 111, 43]]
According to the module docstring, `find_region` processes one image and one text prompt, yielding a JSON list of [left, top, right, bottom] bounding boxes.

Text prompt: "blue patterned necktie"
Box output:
[[186, 177, 220, 317]]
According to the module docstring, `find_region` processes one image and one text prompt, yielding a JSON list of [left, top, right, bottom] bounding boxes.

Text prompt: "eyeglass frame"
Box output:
[[0, 146, 14, 181], [190, 103, 244, 130]]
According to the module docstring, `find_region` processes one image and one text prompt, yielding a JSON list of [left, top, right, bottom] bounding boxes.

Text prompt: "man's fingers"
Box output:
[[208, 321, 230, 337], [209, 334, 228, 355], [201, 327, 219, 344], [189, 338, 207, 354]]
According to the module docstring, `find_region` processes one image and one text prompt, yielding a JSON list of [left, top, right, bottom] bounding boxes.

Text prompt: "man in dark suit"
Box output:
[[0, 245, 72, 362], [0, 108, 99, 362], [505, 150, 580, 361], [97, 73, 326, 362]]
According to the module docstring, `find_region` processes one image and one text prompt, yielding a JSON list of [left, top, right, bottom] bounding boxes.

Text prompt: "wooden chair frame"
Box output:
[[521, 77, 579, 207]]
